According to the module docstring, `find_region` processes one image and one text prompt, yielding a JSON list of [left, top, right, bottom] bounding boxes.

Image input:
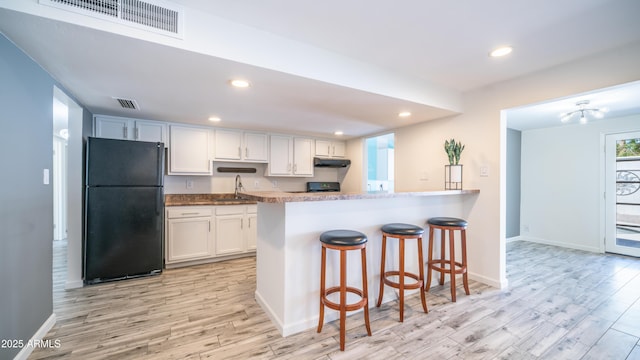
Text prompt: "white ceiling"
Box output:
[[1, 0, 640, 138]]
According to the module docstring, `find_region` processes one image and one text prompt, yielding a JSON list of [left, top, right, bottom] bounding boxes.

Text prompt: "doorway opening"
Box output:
[[365, 133, 394, 192], [53, 86, 84, 289], [605, 132, 640, 257]]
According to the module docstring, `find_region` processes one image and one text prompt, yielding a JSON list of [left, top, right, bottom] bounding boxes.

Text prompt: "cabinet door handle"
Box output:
[[328, 145, 331, 155], [293, 164, 297, 173], [241, 219, 244, 229], [209, 220, 211, 232], [181, 212, 200, 216], [245, 147, 249, 158], [238, 147, 241, 158], [134, 127, 139, 140], [123, 126, 128, 139]]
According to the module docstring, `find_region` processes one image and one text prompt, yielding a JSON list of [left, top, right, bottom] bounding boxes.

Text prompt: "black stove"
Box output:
[[306, 182, 341, 192]]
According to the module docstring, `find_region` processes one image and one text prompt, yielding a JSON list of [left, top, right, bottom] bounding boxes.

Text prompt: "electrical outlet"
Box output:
[[254, 180, 259, 188], [272, 180, 278, 188], [480, 166, 489, 177], [186, 179, 194, 189]]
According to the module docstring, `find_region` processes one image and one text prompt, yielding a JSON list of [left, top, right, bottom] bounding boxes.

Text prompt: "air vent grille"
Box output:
[[41, 0, 182, 36], [115, 98, 139, 110], [121, 0, 179, 33]]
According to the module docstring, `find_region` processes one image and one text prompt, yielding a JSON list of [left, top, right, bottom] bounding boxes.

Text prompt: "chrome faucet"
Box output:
[[234, 175, 244, 198]]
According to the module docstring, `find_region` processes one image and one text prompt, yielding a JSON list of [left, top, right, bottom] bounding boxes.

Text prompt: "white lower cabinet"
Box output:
[[165, 207, 213, 264], [215, 205, 258, 255], [165, 204, 256, 268]]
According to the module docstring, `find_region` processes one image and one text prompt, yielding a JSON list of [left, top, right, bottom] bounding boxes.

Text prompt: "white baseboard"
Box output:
[[506, 236, 524, 243], [65, 279, 83, 289], [13, 313, 56, 360], [468, 271, 508, 289], [519, 237, 601, 253]]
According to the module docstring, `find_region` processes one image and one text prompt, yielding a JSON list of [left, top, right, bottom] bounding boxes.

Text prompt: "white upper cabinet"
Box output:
[[214, 129, 242, 160], [293, 137, 314, 176], [244, 132, 268, 162], [315, 139, 346, 158], [267, 135, 313, 177], [94, 115, 167, 145], [168, 125, 212, 175], [214, 129, 268, 163]]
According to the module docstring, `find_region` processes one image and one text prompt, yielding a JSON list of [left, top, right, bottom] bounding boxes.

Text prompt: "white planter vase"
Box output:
[[445, 164, 463, 190]]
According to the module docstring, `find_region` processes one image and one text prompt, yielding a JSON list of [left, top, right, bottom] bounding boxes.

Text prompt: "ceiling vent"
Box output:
[[114, 98, 139, 110], [40, 0, 183, 37]]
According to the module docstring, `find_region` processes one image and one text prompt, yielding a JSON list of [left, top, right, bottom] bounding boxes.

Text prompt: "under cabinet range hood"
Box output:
[[313, 157, 351, 167]]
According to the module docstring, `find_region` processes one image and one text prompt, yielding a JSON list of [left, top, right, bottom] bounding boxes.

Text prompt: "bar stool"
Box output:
[[317, 230, 371, 351], [376, 223, 428, 322], [425, 217, 470, 302]]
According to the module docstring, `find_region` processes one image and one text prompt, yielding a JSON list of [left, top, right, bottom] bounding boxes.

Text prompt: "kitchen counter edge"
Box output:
[[238, 189, 479, 203], [165, 193, 257, 206]]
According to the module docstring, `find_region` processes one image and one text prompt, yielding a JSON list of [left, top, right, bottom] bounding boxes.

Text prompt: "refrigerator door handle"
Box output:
[[156, 143, 164, 184], [156, 189, 163, 216]]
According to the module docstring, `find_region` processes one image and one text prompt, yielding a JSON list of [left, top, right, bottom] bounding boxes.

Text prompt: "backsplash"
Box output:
[[164, 162, 343, 194]]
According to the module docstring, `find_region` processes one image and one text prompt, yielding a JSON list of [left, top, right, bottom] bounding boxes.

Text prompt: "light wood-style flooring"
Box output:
[[30, 240, 640, 359]]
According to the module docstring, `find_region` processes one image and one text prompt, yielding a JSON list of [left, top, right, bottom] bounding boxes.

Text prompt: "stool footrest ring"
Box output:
[[381, 271, 423, 290], [428, 260, 467, 275], [321, 286, 368, 312]]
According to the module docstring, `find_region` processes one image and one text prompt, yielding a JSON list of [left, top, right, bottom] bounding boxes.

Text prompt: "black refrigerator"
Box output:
[[84, 137, 164, 284]]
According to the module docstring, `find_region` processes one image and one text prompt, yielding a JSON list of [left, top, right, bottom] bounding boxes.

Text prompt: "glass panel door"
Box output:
[[605, 131, 640, 257]]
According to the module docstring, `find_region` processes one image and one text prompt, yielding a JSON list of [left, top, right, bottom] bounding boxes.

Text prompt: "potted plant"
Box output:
[[444, 138, 465, 189]]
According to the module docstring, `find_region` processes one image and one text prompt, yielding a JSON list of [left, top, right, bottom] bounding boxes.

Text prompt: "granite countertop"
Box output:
[[238, 189, 479, 203], [165, 193, 257, 206]]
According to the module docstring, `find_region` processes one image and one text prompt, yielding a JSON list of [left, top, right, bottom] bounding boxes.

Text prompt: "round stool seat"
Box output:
[[427, 217, 467, 228], [320, 230, 367, 246], [381, 223, 424, 236]]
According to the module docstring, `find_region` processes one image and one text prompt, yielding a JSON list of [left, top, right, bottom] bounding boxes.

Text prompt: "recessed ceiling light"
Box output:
[[208, 116, 221, 122], [489, 46, 513, 57], [230, 79, 251, 88], [398, 111, 411, 118], [334, 131, 344, 136]]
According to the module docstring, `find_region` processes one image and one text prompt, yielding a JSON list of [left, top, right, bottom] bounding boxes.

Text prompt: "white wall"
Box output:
[[346, 41, 640, 289], [521, 114, 640, 252]]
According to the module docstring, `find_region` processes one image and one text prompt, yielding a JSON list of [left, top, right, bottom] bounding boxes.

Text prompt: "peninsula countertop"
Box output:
[[238, 189, 479, 203]]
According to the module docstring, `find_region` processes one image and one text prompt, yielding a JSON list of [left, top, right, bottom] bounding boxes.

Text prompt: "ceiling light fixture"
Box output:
[[560, 100, 607, 124], [230, 79, 250, 88], [398, 111, 411, 118], [489, 46, 513, 57], [334, 131, 344, 136], [208, 116, 221, 122]]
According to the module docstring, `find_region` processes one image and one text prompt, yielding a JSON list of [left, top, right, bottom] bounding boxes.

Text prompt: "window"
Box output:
[[366, 133, 394, 192]]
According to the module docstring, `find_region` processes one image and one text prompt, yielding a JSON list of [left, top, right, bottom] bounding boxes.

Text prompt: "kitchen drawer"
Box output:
[[167, 207, 212, 219], [215, 205, 245, 216]]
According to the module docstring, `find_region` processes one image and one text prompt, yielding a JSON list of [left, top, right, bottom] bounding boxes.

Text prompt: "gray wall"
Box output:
[[506, 128, 522, 238], [0, 32, 54, 359], [0, 33, 91, 359]]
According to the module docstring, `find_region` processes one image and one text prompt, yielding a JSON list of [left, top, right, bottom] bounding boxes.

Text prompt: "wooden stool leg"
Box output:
[[339, 249, 347, 351], [398, 238, 406, 322], [449, 228, 457, 302], [361, 247, 372, 336], [376, 235, 387, 307], [425, 227, 434, 291], [461, 229, 470, 295], [439, 228, 446, 285], [317, 246, 326, 333], [417, 236, 428, 313]]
